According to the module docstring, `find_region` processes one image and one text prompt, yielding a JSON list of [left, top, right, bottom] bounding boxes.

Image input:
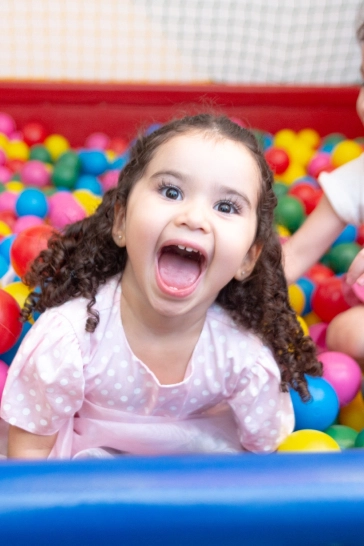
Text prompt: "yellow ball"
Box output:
[[73, 189, 102, 216], [296, 315, 309, 336], [6, 140, 29, 161], [0, 220, 12, 237], [44, 134, 70, 162], [302, 311, 321, 327], [279, 162, 306, 185], [288, 284, 305, 315], [277, 429, 341, 452], [297, 128, 321, 149], [339, 391, 364, 432], [3, 282, 32, 309], [331, 140, 362, 168], [274, 129, 297, 149], [0, 133, 9, 153], [288, 139, 316, 167], [276, 224, 291, 237], [5, 180, 25, 193], [105, 150, 116, 162]]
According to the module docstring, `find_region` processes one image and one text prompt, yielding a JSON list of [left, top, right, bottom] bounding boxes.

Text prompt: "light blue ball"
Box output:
[[290, 375, 339, 432], [78, 150, 108, 176], [0, 234, 16, 263], [75, 174, 103, 196], [332, 224, 358, 247], [296, 277, 315, 315], [15, 188, 48, 218]]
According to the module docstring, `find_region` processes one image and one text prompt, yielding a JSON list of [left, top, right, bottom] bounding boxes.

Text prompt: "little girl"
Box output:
[[1, 114, 321, 459]]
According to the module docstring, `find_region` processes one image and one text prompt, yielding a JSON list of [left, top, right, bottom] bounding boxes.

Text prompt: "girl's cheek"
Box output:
[[356, 89, 364, 125]]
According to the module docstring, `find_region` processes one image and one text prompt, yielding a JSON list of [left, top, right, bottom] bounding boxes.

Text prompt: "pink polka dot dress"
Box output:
[[0, 276, 294, 459]]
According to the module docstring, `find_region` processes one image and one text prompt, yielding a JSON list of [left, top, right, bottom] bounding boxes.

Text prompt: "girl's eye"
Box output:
[[159, 184, 182, 200], [215, 201, 240, 214]]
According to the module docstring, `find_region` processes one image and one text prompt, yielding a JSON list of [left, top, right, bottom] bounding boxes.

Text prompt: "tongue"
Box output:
[[159, 252, 200, 289]]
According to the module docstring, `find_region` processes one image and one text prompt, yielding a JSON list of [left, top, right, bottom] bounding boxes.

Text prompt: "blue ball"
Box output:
[[290, 375, 339, 432], [0, 234, 16, 263], [332, 224, 358, 247], [15, 188, 48, 218], [296, 277, 315, 315], [75, 174, 103, 196], [0, 321, 32, 365], [0, 254, 8, 278], [109, 151, 129, 171], [79, 150, 108, 176], [262, 132, 274, 150]]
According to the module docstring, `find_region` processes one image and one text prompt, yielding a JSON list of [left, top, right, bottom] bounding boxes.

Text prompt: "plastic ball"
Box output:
[[288, 183, 322, 215], [0, 254, 8, 278], [305, 263, 334, 283], [3, 281, 31, 309], [44, 134, 70, 162], [320, 351, 362, 407], [0, 220, 12, 237], [290, 375, 339, 431], [52, 162, 79, 189], [277, 429, 340, 452], [79, 150, 108, 176], [0, 321, 32, 365], [29, 144, 52, 164], [101, 170, 119, 192], [339, 391, 364, 432], [355, 429, 364, 447], [322, 133, 345, 147], [57, 151, 81, 171], [0, 166, 12, 183], [309, 322, 328, 354], [10, 224, 55, 278], [5, 181, 24, 193], [289, 140, 315, 167], [264, 147, 290, 175], [0, 234, 16, 263], [15, 188, 48, 218], [273, 182, 288, 199], [108, 136, 129, 155], [75, 174, 103, 195], [311, 276, 350, 323], [85, 132, 110, 150], [73, 189, 102, 216], [307, 152, 332, 178], [332, 224, 358, 246], [0, 359, 8, 399], [0, 190, 18, 213], [325, 424, 358, 449], [22, 121, 48, 146], [326, 242, 361, 274], [0, 289, 22, 353], [296, 315, 309, 336], [20, 160, 50, 187], [297, 128, 320, 149], [273, 129, 297, 149], [303, 311, 322, 327], [48, 191, 86, 229], [331, 139, 362, 168], [279, 162, 306, 185], [0, 112, 16, 137], [275, 195, 306, 232], [6, 140, 29, 162], [13, 215, 44, 234], [296, 277, 315, 315], [288, 284, 305, 315]]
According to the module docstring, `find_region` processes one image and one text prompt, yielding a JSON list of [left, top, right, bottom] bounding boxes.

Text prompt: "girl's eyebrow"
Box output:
[[151, 169, 186, 181]]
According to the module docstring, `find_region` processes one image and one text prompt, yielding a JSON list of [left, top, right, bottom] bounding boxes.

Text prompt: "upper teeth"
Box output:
[[177, 245, 198, 253]]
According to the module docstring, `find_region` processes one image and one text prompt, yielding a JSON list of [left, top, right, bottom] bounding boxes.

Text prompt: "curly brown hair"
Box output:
[[22, 113, 321, 401]]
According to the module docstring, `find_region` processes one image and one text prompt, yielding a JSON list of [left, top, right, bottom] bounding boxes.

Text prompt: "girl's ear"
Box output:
[[112, 201, 126, 248], [234, 242, 263, 281]]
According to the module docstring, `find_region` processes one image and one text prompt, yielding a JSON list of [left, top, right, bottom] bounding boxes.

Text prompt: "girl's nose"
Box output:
[[175, 202, 211, 233]]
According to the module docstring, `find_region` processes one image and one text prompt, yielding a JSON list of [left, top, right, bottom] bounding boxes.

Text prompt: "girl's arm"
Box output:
[[282, 194, 346, 285], [8, 425, 57, 459]]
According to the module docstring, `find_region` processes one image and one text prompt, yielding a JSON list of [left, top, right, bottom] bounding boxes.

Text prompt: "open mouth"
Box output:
[[157, 244, 206, 292]]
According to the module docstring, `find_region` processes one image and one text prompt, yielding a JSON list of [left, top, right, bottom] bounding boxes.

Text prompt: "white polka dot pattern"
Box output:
[[0, 276, 294, 458]]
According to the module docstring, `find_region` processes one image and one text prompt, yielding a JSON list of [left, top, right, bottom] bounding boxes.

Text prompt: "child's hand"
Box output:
[[346, 248, 364, 287]]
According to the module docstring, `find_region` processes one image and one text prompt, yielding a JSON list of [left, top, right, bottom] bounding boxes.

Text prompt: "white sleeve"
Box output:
[[318, 154, 364, 226]]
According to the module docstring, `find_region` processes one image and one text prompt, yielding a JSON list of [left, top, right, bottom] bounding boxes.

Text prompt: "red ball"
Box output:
[[0, 289, 22, 353], [357, 223, 364, 246], [305, 263, 335, 284], [6, 159, 25, 174], [264, 147, 290, 175], [288, 184, 323, 215], [22, 121, 48, 146], [312, 276, 351, 323], [0, 210, 17, 229], [10, 224, 55, 278]]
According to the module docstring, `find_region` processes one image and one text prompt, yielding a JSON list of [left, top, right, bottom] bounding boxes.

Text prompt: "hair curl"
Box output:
[[22, 113, 321, 401]]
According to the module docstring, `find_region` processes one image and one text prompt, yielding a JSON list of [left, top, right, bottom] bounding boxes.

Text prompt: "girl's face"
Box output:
[[357, 43, 364, 125], [113, 131, 262, 319]]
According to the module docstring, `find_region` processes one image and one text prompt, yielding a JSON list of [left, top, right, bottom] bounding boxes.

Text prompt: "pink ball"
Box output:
[[48, 191, 86, 229], [0, 165, 12, 183], [0, 149, 6, 166], [13, 215, 44, 233], [0, 359, 8, 401], [320, 351, 362, 407], [309, 322, 328, 354], [0, 112, 16, 137], [308, 152, 332, 178], [101, 169, 119, 191], [20, 160, 50, 187], [0, 191, 18, 213], [85, 132, 110, 150]]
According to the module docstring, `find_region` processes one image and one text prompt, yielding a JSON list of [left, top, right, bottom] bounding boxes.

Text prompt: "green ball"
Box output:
[[57, 151, 81, 172], [252, 129, 265, 149], [0, 183, 6, 194], [355, 429, 364, 448], [10, 173, 21, 182], [275, 195, 306, 233], [273, 182, 288, 199], [326, 242, 361, 274], [325, 424, 358, 449], [322, 133, 346, 146], [29, 144, 52, 163], [52, 163, 79, 189]]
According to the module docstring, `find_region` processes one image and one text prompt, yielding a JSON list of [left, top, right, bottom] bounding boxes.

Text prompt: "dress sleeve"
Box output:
[[0, 308, 85, 435], [227, 345, 294, 453]]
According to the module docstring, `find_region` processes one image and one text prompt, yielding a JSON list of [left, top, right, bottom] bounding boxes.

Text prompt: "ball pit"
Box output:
[[0, 84, 364, 545]]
